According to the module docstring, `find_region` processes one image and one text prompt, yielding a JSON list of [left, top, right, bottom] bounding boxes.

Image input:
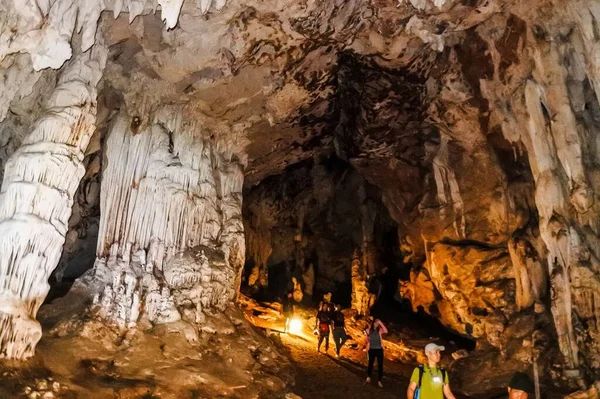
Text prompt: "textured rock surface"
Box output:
[[86, 106, 245, 328], [0, 44, 107, 359]]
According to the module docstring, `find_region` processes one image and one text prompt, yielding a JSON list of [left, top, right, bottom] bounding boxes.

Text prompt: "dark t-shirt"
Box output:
[[332, 311, 345, 328], [316, 310, 331, 331]]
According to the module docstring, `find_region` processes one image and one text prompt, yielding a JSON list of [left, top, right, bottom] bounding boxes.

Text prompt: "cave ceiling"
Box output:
[[97, 0, 517, 187]]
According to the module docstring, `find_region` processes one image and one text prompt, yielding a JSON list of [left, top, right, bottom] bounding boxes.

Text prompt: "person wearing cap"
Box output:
[[507, 372, 534, 398], [407, 343, 457, 399]]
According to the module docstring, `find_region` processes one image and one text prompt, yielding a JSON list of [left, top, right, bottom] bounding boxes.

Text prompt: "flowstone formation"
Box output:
[[85, 106, 245, 329], [0, 45, 107, 359]]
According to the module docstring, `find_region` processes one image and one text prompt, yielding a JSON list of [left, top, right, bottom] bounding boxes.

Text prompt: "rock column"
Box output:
[[0, 46, 106, 359]]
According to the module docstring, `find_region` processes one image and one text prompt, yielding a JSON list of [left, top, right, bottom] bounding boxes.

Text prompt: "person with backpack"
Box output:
[[282, 291, 294, 333], [406, 343, 457, 399], [315, 303, 332, 353], [331, 304, 348, 358], [363, 318, 388, 388]]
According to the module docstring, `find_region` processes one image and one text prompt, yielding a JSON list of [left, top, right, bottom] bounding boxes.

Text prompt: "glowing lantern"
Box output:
[[289, 318, 303, 335]]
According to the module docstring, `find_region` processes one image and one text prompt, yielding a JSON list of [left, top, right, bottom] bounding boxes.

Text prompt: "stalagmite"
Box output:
[[302, 263, 315, 297], [245, 222, 272, 289], [359, 185, 377, 275], [351, 250, 373, 316], [0, 45, 107, 359]]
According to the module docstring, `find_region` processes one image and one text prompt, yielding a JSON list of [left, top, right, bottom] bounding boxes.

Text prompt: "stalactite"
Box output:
[[90, 107, 245, 329], [245, 221, 272, 289], [0, 45, 107, 359], [0, 0, 232, 124], [508, 238, 546, 310], [568, 1, 600, 104], [432, 133, 466, 238]]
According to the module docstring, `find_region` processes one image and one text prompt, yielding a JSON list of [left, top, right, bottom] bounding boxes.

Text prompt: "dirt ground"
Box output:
[[281, 329, 415, 399], [238, 297, 470, 399]]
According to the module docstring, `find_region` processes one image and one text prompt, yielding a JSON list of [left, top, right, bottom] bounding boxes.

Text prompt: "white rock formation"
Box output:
[[0, 0, 229, 70], [89, 107, 245, 328], [0, 45, 107, 359]]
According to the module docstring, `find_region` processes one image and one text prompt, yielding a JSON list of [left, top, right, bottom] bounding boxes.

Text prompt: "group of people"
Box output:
[[314, 302, 348, 358], [314, 306, 389, 389], [282, 295, 535, 399]]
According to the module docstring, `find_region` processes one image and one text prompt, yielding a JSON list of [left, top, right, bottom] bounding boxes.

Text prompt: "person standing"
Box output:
[[331, 304, 348, 358], [315, 303, 332, 353], [407, 343, 457, 399], [364, 318, 388, 388], [282, 291, 294, 333]]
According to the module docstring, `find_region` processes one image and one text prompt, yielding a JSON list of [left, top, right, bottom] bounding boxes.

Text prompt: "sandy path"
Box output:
[[280, 329, 414, 399], [238, 296, 471, 399]]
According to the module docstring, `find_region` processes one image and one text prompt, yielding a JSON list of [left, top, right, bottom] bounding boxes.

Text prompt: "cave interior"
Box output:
[[1, 0, 600, 398]]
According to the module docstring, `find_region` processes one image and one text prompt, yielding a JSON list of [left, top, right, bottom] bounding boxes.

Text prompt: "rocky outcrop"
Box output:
[[401, 242, 520, 348]]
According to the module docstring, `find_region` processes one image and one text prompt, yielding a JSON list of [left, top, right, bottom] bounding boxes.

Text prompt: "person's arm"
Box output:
[[377, 320, 388, 335], [443, 382, 456, 399], [362, 329, 370, 351], [407, 381, 417, 399]]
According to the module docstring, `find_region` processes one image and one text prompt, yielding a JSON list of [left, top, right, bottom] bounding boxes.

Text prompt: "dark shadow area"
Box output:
[[369, 269, 477, 351], [241, 151, 477, 351]]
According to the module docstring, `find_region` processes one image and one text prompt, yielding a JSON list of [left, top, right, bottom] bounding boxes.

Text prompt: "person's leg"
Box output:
[[332, 329, 341, 354], [340, 330, 348, 347], [318, 332, 324, 351], [376, 349, 384, 384], [324, 330, 330, 352], [366, 349, 375, 382]]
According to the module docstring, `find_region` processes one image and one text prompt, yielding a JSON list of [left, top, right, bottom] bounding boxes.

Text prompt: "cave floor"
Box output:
[[239, 296, 471, 399], [280, 327, 413, 399]]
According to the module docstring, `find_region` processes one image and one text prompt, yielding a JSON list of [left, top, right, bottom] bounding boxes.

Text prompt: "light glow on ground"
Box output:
[[289, 318, 303, 335]]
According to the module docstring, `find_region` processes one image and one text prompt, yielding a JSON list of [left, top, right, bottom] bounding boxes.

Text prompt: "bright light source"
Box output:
[[289, 318, 303, 335]]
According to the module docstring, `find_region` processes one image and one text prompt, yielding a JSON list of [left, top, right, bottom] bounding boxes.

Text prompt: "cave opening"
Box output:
[[241, 151, 477, 350]]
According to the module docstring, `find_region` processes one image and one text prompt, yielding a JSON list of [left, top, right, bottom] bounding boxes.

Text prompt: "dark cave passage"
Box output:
[[241, 153, 477, 351]]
